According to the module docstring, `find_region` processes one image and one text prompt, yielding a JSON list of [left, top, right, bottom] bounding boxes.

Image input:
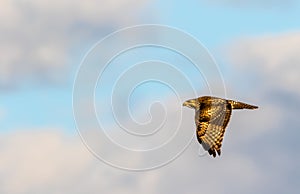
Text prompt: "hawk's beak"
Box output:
[[183, 101, 193, 108], [183, 99, 196, 109], [183, 101, 189, 107]]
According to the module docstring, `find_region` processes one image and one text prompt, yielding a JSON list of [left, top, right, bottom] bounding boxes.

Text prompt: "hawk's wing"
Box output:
[[195, 102, 232, 157]]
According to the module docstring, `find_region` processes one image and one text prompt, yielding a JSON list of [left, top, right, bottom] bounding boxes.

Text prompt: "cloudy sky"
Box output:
[[1, 0, 300, 193]]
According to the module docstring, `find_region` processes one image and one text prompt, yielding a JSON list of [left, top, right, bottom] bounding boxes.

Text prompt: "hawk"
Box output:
[[183, 96, 258, 157]]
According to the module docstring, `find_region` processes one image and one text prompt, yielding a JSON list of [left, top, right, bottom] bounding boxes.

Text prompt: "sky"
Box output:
[[0, 0, 300, 193]]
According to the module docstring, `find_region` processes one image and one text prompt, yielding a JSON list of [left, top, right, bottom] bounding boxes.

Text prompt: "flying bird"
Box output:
[[183, 96, 258, 157]]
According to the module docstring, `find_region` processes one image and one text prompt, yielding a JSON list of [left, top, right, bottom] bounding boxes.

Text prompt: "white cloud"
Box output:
[[225, 31, 300, 96], [0, 129, 93, 193], [0, 0, 152, 88], [0, 119, 298, 194]]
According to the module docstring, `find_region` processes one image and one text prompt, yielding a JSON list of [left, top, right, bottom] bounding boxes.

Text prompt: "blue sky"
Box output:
[[158, 0, 300, 45], [1, 1, 300, 133], [0, 1, 300, 193], [2, 0, 300, 133]]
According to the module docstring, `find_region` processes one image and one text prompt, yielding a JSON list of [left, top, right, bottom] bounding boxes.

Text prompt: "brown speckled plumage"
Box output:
[[183, 96, 258, 157]]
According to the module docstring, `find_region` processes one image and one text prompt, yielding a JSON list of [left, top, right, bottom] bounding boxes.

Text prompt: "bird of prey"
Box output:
[[183, 96, 258, 157]]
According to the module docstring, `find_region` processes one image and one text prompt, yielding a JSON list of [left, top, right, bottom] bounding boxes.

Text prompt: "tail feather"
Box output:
[[228, 100, 258, 110]]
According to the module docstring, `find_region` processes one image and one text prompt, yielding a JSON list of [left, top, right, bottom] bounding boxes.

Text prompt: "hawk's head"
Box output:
[[183, 99, 199, 110]]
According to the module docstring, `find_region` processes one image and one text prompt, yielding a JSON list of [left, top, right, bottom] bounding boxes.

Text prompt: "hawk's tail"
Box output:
[[228, 100, 258, 110]]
